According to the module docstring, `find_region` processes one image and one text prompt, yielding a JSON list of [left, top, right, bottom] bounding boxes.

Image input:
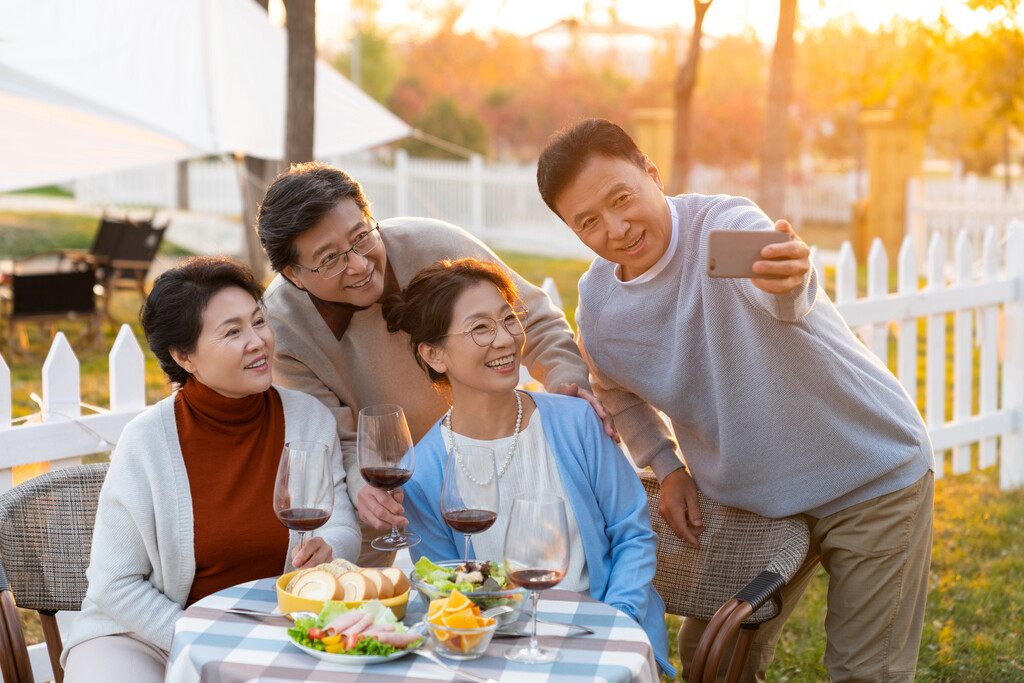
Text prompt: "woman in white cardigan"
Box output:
[[62, 257, 360, 682]]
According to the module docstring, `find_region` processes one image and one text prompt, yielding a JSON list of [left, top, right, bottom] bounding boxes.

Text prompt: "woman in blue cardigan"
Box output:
[[379, 257, 672, 674]]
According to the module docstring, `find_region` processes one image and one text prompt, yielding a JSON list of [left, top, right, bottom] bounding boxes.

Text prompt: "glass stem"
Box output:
[[387, 489, 400, 538], [298, 531, 305, 552], [529, 590, 540, 652], [464, 534, 471, 559]]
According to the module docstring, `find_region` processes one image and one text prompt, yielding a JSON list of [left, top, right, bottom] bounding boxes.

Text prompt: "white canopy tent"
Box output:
[[0, 0, 411, 192]]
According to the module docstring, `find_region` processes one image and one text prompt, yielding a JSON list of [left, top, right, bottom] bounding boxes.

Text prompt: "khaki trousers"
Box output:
[[355, 516, 398, 568], [679, 471, 934, 683], [64, 633, 168, 683]]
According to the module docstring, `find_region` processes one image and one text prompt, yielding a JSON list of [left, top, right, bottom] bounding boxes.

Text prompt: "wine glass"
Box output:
[[273, 441, 334, 553], [502, 493, 570, 664], [441, 444, 499, 560], [357, 404, 420, 551]]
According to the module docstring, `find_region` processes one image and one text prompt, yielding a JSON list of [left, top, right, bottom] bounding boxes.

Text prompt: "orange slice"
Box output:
[[441, 608, 478, 630], [442, 590, 474, 615], [427, 598, 447, 621]]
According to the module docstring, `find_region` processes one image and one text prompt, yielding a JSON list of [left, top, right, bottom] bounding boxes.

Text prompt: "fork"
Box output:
[[521, 611, 595, 635], [409, 648, 500, 683]]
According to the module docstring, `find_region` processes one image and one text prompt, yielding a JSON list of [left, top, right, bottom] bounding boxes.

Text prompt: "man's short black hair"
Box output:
[[537, 118, 646, 221]]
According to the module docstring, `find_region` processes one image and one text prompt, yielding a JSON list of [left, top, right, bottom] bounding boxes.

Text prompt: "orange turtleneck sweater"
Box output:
[[175, 377, 288, 605]]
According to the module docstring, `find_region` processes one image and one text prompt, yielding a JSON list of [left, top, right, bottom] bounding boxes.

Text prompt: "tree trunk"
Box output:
[[237, 155, 276, 283], [669, 0, 713, 196], [284, 0, 316, 166], [757, 0, 798, 219]]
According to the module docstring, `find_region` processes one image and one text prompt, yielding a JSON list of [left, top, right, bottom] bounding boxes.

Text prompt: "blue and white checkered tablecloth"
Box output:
[[166, 577, 660, 683]]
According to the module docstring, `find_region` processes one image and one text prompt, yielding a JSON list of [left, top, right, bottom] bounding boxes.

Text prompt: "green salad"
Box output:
[[413, 557, 509, 593], [412, 557, 524, 618]]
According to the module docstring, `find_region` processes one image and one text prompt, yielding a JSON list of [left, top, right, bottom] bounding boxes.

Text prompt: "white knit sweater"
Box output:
[[62, 386, 360, 661]]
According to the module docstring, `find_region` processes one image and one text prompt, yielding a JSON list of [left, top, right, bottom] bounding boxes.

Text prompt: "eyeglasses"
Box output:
[[450, 309, 528, 347], [292, 222, 382, 280]]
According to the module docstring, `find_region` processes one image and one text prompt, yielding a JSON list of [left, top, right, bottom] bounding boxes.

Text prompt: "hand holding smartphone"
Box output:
[[706, 229, 793, 279]]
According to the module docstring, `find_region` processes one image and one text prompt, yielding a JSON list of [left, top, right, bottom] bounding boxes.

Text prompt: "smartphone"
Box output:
[[706, 229, 792, 279]]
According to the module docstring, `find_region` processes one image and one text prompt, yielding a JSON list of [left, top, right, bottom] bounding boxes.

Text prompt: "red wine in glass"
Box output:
[[277, 507, 331, 532], [441, 444, 498, 559], [508, 568, 567, 591], [273, 441, 334, 552], [357, 404, 420, 551], [360, 466, 413, 489], [503, 493, 570, 664], [442, 509, 497, 534]]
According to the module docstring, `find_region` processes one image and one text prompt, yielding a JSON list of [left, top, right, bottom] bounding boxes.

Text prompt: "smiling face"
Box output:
[[418, 281, 525, 402], [283, 198, 387, 307], [169, 286, 274, 398], [553, 154, 673, 281]]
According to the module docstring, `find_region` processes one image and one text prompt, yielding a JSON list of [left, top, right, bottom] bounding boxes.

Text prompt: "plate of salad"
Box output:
[[410, 557, 526, 625], [286, 600, 425, 666]]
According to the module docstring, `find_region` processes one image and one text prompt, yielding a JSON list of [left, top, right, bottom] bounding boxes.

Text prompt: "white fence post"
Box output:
[[41, 333, 83, 470], [110, 324, 146, 413], [951, 231, 973, 474], [470, 154, 484, 239], [925, 233, 947, 478], [1001, 220, 1024, 489], [866, 238, 889, 361], [395, 149, 409, 216], [896, 236, 918, 399], [979, 227, 999, 469]]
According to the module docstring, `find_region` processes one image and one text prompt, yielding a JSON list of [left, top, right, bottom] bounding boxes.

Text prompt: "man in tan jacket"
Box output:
[[257, 162, 610, 566]]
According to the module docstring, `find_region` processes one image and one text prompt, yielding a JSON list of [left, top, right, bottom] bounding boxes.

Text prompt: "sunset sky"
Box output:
[[286, 0, 1002, 49]]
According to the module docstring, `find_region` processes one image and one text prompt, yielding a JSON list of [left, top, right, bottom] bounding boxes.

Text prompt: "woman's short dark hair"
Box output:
[[140, 257, 264, 386], [382, 258, 519, 391], [256, 162, 371, 274], [536, 118, 646, 220]]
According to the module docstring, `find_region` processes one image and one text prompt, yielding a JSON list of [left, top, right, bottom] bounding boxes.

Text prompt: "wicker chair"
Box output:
[[638, 471, 809, 683], [0, 463, 109, 683]]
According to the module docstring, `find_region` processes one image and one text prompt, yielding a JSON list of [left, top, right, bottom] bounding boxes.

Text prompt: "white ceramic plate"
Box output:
[[286, 624, 426, 667]]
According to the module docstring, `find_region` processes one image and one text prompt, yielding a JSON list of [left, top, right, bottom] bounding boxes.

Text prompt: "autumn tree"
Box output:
[[758, 0, 797, 219], [670, 0, 712, 195]]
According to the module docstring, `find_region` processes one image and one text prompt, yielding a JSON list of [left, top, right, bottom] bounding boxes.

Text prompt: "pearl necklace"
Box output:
[[444, 390, 523, 485]]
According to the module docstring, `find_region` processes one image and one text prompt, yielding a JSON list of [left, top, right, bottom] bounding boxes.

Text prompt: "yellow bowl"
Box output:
[[275, 570, 410, 620]]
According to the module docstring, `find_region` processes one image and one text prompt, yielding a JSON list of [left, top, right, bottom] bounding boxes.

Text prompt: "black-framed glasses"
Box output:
[[449, 309, 528, 347], [292, 222, 382, 280]]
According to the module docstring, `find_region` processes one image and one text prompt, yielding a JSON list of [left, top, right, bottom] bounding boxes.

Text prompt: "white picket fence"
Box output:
[[73, 153, 860, 261], [2, 222, 1024, 682], [906, 175, 1024, 267]]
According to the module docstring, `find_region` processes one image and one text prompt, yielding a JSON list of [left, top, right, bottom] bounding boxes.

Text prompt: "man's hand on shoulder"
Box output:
[[660, 467, 705, 547], [552, 382, 619, 442], [751, 219, 811, 295]]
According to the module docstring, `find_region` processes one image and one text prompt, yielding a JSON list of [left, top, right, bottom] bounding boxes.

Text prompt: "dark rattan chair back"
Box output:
[[0, 463, 109, 683], [639, 470, 809, 683]]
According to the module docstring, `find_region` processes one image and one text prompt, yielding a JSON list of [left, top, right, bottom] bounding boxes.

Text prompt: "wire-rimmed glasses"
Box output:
[[291, 222, 381, 280], [448, 308, 528, 347]]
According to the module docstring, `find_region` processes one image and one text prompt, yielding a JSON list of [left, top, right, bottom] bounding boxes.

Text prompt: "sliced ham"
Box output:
[[360, 624, 397, 636], [374, 630, 423, 647], [341, 612, 376, 636], [324, 611, 366, 634]]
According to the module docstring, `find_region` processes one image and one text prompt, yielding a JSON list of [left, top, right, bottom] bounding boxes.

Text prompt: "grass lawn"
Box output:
[[4, 213, 1022, 680]]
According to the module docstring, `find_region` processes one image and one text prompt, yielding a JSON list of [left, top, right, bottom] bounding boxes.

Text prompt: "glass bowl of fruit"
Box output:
[[410, 558, 526, 627], [423, 590, 499, 660]]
